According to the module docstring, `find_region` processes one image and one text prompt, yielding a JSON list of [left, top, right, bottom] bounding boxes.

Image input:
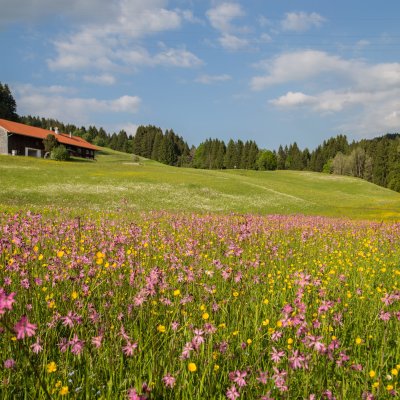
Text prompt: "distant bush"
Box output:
[[51, 145, 70, 161], [43, 134, 59, 152]]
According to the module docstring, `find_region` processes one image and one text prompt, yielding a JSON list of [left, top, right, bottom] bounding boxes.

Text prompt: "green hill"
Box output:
[[1, 149, 400, 220]]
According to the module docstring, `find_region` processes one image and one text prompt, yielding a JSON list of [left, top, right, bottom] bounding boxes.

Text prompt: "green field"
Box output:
[[2, 150, 400, 399], [1, 149, 399, 220]]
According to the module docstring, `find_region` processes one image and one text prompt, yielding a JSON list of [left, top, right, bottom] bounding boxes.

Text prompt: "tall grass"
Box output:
[[1, 212, 399, 399]]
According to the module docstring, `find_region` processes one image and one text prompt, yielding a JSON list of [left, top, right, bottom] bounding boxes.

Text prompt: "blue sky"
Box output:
[[1, 0, 400, 150]]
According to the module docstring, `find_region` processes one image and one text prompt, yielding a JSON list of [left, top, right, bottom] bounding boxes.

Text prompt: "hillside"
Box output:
[[1, 149, 400, 220]]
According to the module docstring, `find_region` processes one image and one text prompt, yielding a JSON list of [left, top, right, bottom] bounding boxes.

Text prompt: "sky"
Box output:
[[1, 0, 400, 150]]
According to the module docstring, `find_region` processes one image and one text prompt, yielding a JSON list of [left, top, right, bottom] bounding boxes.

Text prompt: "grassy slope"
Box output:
[[1, 148, 400, 220]]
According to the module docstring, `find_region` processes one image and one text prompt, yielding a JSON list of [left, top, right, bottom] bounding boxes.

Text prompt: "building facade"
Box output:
[[0, 119, 98, 159]]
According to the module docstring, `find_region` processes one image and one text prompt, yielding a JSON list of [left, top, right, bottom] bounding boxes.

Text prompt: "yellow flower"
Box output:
[[38, 254, 44, 260], [202, 312, 209, 320], [247, 338, 252, 345], [233, 291, 239, 297], [287, 338, 293, 345], [386, 384, 394, 391], [369, 370, 376, 378], [263, 298, 269, 304], [188, 362, 197, 372], [173, 289, 180, 296], [355, 337, 363, 345], [47, 361, 57, 373], [57, 250, 64, 258], [372, 381, 379, 388], [71, 291, 78, 300], [391, 368, 398, 376], [214, 365, 220, 372], [262, 319, 270, 326], [157, 325, 166, 333], [276, 320, 283, 328], [55, 381, 62, 388], [60, 386, 69, 395]]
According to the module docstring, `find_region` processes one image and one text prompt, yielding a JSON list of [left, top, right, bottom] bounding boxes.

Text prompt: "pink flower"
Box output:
[[127, 388, 145, 400], [123, 341, 138, 356], [30, 337, 43, 353], [180, 342, 193, 359], [289, 349, 306, 370], [91, 335, 103, 349], [70, 334, 84, 355], [226, 385, 240, 400], [351, 363, 363, 371], [256, 371, 268, 384], [271, 330, 283, 342], [14, 316, 37, 339], [58, 337, 69, 353], [61, 311, 82, 328], [4, 358, 16, 369], [379, 310, 391, 322], [0, 289, 16, 315], [162, 373, 176, 388], [20, 279, 30, 289], [271, 347, 285, 363], [232, 370, 247, 387], [171, 321, 180, 331]]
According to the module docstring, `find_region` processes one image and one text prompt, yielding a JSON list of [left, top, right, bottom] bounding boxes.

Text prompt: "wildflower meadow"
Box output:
[[1, 211, 399, 399]]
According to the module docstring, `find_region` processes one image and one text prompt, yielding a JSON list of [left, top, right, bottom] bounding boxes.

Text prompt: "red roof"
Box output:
[[0, 119, 99, 151]]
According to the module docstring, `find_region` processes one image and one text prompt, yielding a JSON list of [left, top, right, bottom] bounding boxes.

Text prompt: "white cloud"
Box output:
[[218, 33, 249, 51], [117, 122, 139, 135], [118, 45, 203, 68], [83, 74, 116, 85], [206, 2, 250, 51], [258, 15, 270, 28], [195, 74, 232, 84], [14, 84, 141, 125], [154, 46, 203, 67], [270, 91, 315, 107], [257, 49, 400, 136], [46, 1, 202, 73], [109, 95, 142, 112], [281, 12, 325, 32], [206, 2, 245, 33], [251, 50, 355, 90], [258, 33, 272, 43]]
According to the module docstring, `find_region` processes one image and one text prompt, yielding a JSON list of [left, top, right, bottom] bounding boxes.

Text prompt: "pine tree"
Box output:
[[224, 139, 236, 169], [0, 83, 19, 121], [277, 146, 286, 170]]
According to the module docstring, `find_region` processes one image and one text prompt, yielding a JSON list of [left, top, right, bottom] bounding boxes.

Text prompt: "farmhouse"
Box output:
[[0, 118, 98, 159]]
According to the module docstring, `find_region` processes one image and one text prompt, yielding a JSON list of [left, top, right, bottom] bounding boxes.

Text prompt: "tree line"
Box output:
[[1, 82, 400, 192]]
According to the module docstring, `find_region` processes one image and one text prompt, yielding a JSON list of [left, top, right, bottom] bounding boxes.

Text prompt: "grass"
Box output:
[[0, 148, 400, 220], [1, 150, 400, 399]]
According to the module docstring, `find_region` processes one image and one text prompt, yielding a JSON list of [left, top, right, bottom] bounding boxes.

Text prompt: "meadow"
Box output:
[[1, 152, 400, 399], [1, 149, 400, 220]]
